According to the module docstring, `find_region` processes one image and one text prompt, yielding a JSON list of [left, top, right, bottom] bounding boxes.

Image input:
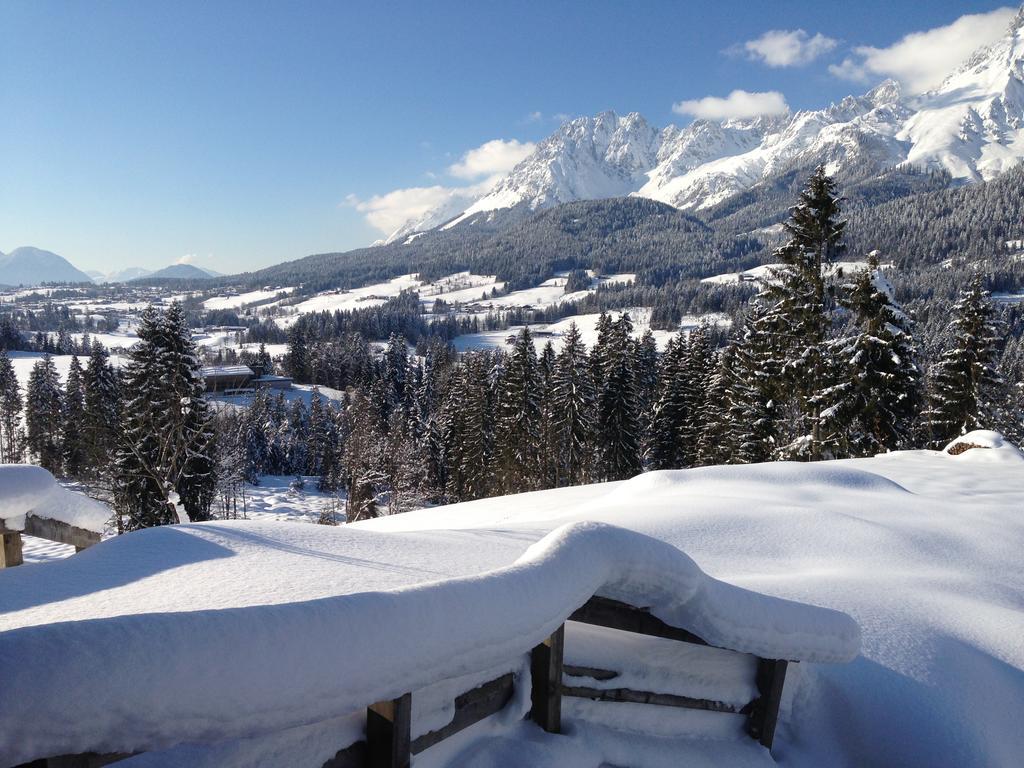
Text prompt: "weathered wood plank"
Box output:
[[569, 596, 710, 646], [530, 625, 564, 733], [561, 684, 747, 714], [411, 673, 514, 754], [23, 515, 102, 550], [564, 664, 620, 682], [366, 692, 411, 768], [1, 530, 24, 568], [746, 658, 789, 751]]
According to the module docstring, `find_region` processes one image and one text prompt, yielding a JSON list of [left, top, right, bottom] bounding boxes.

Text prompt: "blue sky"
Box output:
[[1, 0, 1016, 275]]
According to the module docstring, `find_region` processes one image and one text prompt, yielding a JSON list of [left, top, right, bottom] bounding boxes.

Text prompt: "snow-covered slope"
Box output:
[[901, 6, 1024, 180], [2, 435, 1023, 766], [392, 8, 1024, 239]]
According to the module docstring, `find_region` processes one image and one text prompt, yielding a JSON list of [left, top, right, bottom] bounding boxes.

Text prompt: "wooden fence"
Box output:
[[13, 595, 792, 768], [0, 514, 101, 568]]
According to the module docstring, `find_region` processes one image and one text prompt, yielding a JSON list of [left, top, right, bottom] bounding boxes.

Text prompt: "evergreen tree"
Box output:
[[0, 351, 22, 463], [647, 335, 690, 470], [595, 314, 642, 481], [62, 355, 87, 477], [82, 339, 120, 480], [762, 166, 847, 459], [551, 323, 596, 486], [817, 253, 921, 456], [728, 302, 781, 464], [493, 327, 542, 493], [923, 278, 1005, 445], [680, 324, 714, 466], [537, 341, 559, 489], [114, 304, 216, 529], [25, 354, 64, 473]]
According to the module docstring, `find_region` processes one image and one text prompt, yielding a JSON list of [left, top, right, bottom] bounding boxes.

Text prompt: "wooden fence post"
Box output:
[[1, 531, 23, 568], [747, 659, 789, 751], [366, 693, 411, 768], [530, 624, 564, 734]]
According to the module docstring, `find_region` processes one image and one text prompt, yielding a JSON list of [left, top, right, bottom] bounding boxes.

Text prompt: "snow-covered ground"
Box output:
[[2, 433, 1022, 766], [203, 287, 295, 312], [8, 351, 129, 392], [452, 308, 729, 353], [701, 261, 888, 286]]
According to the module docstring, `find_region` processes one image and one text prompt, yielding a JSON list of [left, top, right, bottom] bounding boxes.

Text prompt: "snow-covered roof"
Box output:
[[199, 365, 254, 378]]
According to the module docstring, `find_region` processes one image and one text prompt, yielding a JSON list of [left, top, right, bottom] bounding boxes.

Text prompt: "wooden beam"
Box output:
[[1, 531, 23, 568], [530, 625, 564, 734], [366, 693, 411, 768], [569, 596, 710, 647], [23, 516, 102, 550], [561, 684, 747, 714], [746, 659, 789, 751], [411, 673, 514, 754]]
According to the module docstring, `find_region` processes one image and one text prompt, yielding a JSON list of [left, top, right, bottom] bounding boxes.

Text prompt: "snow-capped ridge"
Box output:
[[394, 12, 1024, 237]]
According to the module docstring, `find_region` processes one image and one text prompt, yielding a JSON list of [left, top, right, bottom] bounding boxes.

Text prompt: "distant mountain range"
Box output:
[[0, 248, 221, 288], [0, 247, 94, 286], [386, 6, 1024, 243]]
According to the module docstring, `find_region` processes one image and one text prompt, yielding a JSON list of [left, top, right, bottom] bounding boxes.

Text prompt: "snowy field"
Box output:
[[274, 271, 636, 328], [203, 287, 295, 311], [2, 432, 1023, 766], [701, 261, 887, 286], [8, 351, 129, 392], [452, 308, 730, 353]]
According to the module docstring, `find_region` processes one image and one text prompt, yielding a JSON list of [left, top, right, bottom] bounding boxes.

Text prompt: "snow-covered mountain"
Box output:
[[392, 7, 1024, 241], [0, 247, 94, 286]]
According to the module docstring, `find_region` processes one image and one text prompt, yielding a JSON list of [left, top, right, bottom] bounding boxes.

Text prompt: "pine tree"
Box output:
[[762, 165, 847, 459], [551, 323, 596, 486], [728, 302, 782, 464], [680, 324, 714, 465], [0, 351, 22, 463], [817, 253, 921, 456], [82, 339, 120, 480], [537, 341, 559, 489], [647, 335, 690, 470], [62, 355, 87, 477], [595, 314, 642, 481], [493, 327, 542, 493], [696, 343, 738, 465], [114, 304, 216, 529], [25, 354, 64, 473], [923, 278, 1005, 445]]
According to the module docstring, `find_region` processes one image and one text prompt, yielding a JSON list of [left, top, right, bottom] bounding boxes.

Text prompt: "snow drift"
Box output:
[[0, 464, 110, 533]]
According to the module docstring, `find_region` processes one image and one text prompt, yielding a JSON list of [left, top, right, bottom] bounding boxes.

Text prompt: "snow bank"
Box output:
[[0, 520, 855, 764], [0, 464, 110, 533]]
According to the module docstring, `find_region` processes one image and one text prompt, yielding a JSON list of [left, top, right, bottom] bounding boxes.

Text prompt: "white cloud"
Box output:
[[829, 7, 1016, 93], [344, 186, 463, 236], [672, 89, 789, 120], [447, 138, 535, 180], [347, 138, 537, 236], [740, 29, 838, 67], [176, 254, 196, 265]]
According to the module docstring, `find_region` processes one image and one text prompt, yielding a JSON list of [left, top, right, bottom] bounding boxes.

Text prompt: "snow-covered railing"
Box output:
[[1, 521, 859, 767], [0, 465, 108, 567]]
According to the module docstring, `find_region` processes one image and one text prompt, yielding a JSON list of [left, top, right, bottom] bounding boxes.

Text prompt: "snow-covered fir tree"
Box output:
[[82, 339, 120, 480], [61, 355, 87, 477], [647, 334, 690, 470], [762, 165, 847, 459], [0, 351, 22, 463], [816, 252, 921, 456], [595, 314, 642, 481], [25, 353, 63, 473], [551, 322, 596, 486], [493, 327, 542, 493], [923, 278, 1005, 445]]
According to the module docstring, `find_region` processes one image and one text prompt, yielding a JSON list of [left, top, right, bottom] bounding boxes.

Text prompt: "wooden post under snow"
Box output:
[[366, 692, 411, 768], [530, 624, 564, 734], [1, 531, 23, 568]]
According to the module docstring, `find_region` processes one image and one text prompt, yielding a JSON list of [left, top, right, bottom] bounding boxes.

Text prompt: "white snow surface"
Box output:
[[3, 439, 1024, 766], [0, 464, 110, 533]]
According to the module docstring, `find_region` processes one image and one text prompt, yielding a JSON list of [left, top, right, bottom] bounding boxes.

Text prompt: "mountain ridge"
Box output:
[[385, 7, 1024, 243]]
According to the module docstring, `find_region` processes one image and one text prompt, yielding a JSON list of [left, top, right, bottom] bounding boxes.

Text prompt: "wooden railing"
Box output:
[[0, 514, 101, 568], [13, 595, 792, 768]]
